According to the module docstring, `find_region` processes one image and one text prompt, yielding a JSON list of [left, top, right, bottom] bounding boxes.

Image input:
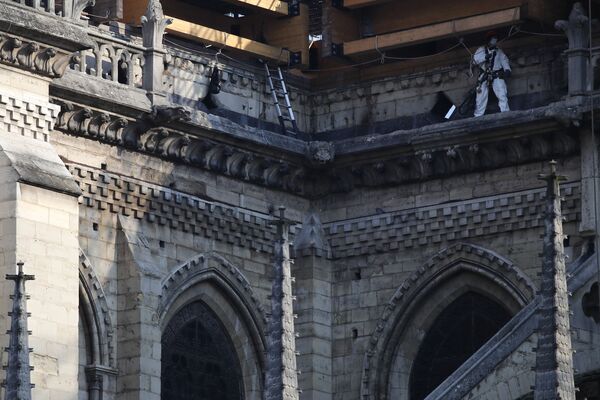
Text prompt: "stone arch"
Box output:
[[79, 250, 116, 368], [79, 250, 117, 400], [158, 252, 267, 400], [360, 242, 536, 400]]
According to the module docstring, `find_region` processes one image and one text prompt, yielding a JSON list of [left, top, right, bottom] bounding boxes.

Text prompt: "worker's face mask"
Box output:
[[489, 37, 498, 48]]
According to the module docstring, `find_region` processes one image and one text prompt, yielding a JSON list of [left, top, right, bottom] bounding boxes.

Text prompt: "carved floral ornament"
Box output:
[[0, 34, 71, 77], [54, 101, 579, 196]]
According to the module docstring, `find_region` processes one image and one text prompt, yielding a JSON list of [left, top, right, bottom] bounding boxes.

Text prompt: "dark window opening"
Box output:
[[161, 301, 243, 400], [409, 292, 512, 400]]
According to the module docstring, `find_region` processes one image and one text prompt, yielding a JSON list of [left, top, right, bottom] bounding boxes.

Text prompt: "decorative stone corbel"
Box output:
[[72, 0, 97, 20], [0, 34, 72, 77], [306, 141, 335, 167], [141, 0, 172, 104]]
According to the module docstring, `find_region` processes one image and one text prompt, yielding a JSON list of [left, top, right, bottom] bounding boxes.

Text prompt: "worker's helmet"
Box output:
[[485, 31, 499, 41]]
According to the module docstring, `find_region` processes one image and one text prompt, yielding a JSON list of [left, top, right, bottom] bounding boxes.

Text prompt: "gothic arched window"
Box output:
[[409, 291, 512, 400], [161, 301, 244, 400]]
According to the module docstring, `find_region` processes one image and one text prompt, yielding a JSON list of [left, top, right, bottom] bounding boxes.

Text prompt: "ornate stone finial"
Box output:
[[294, 212, 331, 257], [533, 161, 576, 400], [265, 207, 300, 400], [3, 262, 35, 400], [141, 0, 172, 49], [555, 2, 590, 49], [555, 3, 591, 94], [71, 0, 97, 20], [141, 0, 172, 104]]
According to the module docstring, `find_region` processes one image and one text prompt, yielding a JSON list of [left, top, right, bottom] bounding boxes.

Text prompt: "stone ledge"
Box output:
[[0, 131, 81, 196], [0, 1, 94, 52], [325, 182, 581, 259]]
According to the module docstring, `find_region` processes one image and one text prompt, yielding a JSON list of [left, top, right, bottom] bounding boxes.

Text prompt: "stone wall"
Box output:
[[51, 116, 589, 400], [308, 42, 566, 137], [131, 31, 566, 137]]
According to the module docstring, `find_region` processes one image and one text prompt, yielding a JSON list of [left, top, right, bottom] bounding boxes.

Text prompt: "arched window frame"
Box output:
[[360, 243, 536, 400], [158, 252, 267, 400], [79, 250, 118, 400]]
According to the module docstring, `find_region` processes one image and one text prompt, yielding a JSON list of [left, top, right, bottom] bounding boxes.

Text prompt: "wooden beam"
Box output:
[[166, 16, 291, 63], [219, 0, 289, 16], [343, 7, 521, 56], [343, 0, 391, 9], [367, 0, 522, 36]]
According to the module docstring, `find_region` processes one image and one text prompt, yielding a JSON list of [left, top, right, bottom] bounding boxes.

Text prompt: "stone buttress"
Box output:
[[533, 162, 576, 400], [265, 207, 300, 400]]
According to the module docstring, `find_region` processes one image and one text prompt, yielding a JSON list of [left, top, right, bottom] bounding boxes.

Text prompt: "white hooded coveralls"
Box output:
[[473, 46, 511, 117]]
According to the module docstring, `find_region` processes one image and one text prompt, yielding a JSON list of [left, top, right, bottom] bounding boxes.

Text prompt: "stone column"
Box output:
[[265, 207, 300, 400], [555, 2, 590, 95], [115, 216, 164, 400], [141, 0, 172, 105], [0, 65, 81, 399], [533, 161, 576, 400], [578, 127, 599, 236], [293, 212, 334, 400]]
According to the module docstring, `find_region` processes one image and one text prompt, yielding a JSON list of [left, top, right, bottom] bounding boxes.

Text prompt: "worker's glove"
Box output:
[[503, 69, 511, 79]]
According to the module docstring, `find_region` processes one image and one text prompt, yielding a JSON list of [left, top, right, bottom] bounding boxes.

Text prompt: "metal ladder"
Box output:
[[264, 64, 298, 135]]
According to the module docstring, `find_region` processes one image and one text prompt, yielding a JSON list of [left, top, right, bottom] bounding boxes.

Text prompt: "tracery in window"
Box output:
[[162, 301, 243, 400], [409, 291, 512, 400]]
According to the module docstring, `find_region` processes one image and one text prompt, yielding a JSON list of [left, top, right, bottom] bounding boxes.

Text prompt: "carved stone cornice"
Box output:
[[54, 100, 308, 194], [54, 100, 580, 197], [318, 131, 579, 195], [0, 33, 72, 77]]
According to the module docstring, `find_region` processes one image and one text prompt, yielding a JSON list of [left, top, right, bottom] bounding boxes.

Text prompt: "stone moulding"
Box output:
[[0, 33, 72, 78], [158, 252, 267, 327], [158, 251, 267, 374], [67, 163, 280, 254], [54, 100, 580, 197], [360, 243, 537, 400], [55, 100, 308, 194], [326, 131, 579, 193], [68, 161, 580, 259], [79, 249, 116, 369], [324, 182, 581, 258]]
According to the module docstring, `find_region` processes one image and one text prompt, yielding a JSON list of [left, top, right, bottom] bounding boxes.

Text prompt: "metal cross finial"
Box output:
[[278, 206, 286, 221], [538, 160, 566, 180], [4, 262, 35, 400], [549, 159, 557, 174], [533, 161, 576, 400]]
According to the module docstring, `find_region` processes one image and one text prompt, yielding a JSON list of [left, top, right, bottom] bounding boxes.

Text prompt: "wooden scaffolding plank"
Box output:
[[343, 0, 391, 9], [343, 7, 521, 56], [367, 0, 522, 36], [219, 0, 289, 15], [166, 16, 291, 63]]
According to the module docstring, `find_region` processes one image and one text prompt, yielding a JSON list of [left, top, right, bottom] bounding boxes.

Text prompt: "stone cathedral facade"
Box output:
[[0, 0, 600, 399]]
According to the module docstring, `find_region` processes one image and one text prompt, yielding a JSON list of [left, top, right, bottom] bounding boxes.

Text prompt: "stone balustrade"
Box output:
[[4, 0, 95, 20], [70, 31, 145, 87]]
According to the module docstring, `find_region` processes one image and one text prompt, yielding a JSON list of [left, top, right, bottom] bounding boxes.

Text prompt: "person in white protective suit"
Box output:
[[473, 31, 511, 117]]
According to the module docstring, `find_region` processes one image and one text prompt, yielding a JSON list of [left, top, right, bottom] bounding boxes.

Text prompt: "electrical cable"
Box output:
[[586, 0, 600, 317], [164, 25, 565, 75], [384, 42, 463, 60]]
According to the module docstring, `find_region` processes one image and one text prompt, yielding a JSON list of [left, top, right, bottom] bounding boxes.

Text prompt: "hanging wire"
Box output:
[[586, 0, 600, 313], [374, 35, 386, 64], [385, 42, 463, 60], [163, 24, 567, 75]]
